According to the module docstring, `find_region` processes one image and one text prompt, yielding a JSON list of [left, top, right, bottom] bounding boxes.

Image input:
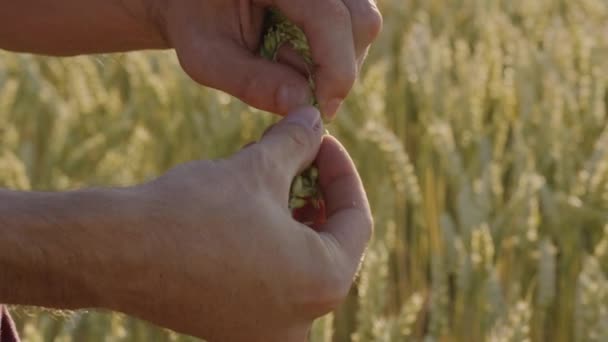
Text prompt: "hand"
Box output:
[[114, 106, 373, 341], [154, 0, 383, 118]]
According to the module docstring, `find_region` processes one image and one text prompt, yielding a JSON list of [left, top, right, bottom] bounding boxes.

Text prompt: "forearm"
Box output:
[[0, 188, 142, 310], [0, 0, 168, 55]]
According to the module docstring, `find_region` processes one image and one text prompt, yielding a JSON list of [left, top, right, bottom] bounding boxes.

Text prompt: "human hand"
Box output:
[[151, 0, 382, 118], [112, 106, 372, 341]]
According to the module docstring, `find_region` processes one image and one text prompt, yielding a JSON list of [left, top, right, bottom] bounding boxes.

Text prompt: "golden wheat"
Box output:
[[2, 0, 608, 341]]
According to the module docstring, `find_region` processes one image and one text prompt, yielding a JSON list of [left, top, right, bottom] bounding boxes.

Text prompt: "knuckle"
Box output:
[[366, 215, 375, 239], [312, 266, 352, 313], [237, 73, 264, 107], [328, 63, 357, 98], [285, 235, 352, 315], [283, 124, 313, 150], [295, 237, 352, 314], [247, 147, 281, 185], [176, 43, 212, 85], [228, 147, 274, 193], [361, 4, 383, 41], [325, 0, 351, 25], [358, 209, 375, 242], [345, 63, 358, 87], [178, 54, 206, 85]]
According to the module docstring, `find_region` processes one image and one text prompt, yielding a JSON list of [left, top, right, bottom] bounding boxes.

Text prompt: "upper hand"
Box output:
[[152, 0, 382, 118], [115, 107, 373, 341]]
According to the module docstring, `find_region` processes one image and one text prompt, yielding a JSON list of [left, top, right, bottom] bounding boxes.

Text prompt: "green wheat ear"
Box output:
[[260, 9, 327, 121], [261, 9, 327, 211], [260, 10, 312, 64]]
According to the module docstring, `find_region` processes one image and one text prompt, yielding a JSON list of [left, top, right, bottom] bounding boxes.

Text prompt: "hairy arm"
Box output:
[[0, 188, 143, 310], [0, 1, 382, 117], [0, 0, 167, 55], [0, 108, 372, 340]]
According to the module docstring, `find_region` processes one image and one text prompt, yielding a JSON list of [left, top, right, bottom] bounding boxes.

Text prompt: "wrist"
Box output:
[[64, 186, 159, 313], [0, 188, 145, 311], [59, 187, 146, 311]]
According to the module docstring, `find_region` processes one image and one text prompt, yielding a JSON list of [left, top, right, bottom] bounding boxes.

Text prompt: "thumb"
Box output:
[[255, 106, 324, 182]]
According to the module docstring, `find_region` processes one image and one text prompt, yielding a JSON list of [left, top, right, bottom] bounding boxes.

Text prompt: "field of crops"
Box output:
[[2, 0, 608, 341]]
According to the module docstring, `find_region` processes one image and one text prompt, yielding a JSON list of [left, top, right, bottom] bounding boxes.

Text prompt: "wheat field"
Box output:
[[2, 0, 608, 341]]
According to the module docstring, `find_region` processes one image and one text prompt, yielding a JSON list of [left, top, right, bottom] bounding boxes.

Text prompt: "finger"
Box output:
[[276, 44, 312, 76], [253, 106, 324, 182], [316, 136, 373, 273], [238, 1, 266, 51], [341, 0, 383, 66], [259, 0, 358, 120], [177, 39, 312, 115]]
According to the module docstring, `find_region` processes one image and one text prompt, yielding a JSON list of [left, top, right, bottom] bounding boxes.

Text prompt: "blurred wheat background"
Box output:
[[2, 0, 608, 341]]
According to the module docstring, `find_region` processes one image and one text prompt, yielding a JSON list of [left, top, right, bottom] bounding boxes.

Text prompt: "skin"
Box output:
[[0, 107, 374, 341], [0, 1, 382, 340], [0, 0, 383, 118]]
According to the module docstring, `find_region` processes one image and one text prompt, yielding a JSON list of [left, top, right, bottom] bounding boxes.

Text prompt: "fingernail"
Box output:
[[322, 98, 343, 121], [284, 106, 322, 131], [278, 84, 311, 113]]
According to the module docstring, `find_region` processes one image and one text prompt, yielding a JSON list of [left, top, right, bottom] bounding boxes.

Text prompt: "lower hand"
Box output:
[[113, 106, 373, 341]]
